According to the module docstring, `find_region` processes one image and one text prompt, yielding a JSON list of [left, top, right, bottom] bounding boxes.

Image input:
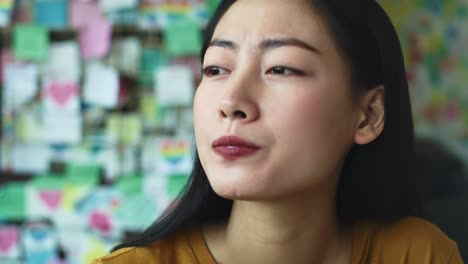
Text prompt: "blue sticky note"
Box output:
[[34, 0, 68, 28]]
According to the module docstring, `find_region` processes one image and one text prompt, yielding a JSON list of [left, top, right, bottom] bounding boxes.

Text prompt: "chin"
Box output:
[[208, 176, 276, 201]]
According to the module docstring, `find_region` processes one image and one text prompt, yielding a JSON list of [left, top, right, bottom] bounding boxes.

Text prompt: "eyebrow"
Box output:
[[208, 37, 321, 54]]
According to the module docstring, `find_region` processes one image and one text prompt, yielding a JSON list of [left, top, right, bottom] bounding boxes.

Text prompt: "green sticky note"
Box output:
[[166, 175, 189, 198], [32, 176, 65, 190], [140, 48, 168, 86], [13, 24, 49, 61], [66, 163, 101, 187], [163, 18, 202, 57], [206, 0, 221, 16], [116, 176, 143, 196], [0, 183, 27, 220]]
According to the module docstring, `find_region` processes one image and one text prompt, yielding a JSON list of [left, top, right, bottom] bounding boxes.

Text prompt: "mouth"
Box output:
[[212, 135, 261, 160]]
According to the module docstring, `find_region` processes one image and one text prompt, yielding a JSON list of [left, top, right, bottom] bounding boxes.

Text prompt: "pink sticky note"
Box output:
[[39, 190, 63, 209], [79, 18, 113, 59], [70, 0, 103, 29], [43, 80, 80, 113], [0, 226, 19, 257]]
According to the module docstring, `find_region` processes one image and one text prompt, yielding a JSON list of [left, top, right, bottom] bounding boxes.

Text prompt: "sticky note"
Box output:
[[42, 80, 80, 114], [0, 183, 26, 220], [13, 24, 49, 61], [34, 0, 68, 28], [43, 41, 81, 82], [154, 137, 193, 175], [116, 194, 159, 231], [70, 0, 103, 29], [23, 223, 59, 264], [83, 62, 119, 108], [163, 18, 202, 56], [3, 63, 38, 110], [140, 47, 168, 86], [27, 186, 63, 218], [99, 0, 138, 13], [155, 65, 194, 106], [0, 225, 20, 258], [116, 175, 143, 196], [140, 90, 162, 127], [12, 144, 50, 174], [166, 175, 189, 198], [206, 0, 221, 16], [43, 113, 82, 144], [79, 18, 112, 59], [0, 0, 14, 26], [116, 37, 141, 76], [106, 114, 142, 145], [65, 163, 101, 187], [32, 176, 65, 190]]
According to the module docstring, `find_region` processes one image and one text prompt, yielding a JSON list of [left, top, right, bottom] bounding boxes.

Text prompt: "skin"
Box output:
[[193, 0, 385, 263]]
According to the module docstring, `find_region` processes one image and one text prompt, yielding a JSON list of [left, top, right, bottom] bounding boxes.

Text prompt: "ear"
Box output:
[[353, 85, 385, 145]]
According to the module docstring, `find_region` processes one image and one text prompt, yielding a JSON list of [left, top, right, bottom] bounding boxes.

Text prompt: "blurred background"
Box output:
[[0, 0, 466, 263]]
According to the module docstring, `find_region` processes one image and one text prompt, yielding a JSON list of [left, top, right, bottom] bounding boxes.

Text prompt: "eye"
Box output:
[[266, 66, 304, 76], [202, 66, 230, 77]]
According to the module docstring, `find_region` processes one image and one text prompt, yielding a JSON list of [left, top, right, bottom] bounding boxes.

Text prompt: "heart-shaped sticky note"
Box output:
[[89, 211, 111, 234], [39, 190, 62, 209], [0, 227, 19, 253], [46, 82, 78, 106], [160, 140, 188, 165]]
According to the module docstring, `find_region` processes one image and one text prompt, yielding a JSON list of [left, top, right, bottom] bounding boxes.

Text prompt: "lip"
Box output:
[[212, 135, 261, 160]]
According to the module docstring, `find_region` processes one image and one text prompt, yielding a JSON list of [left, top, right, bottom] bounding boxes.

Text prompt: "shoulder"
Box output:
[[92, 227, 203, 264], [356, 217, 463, 263], [91, 246, 156, 264]]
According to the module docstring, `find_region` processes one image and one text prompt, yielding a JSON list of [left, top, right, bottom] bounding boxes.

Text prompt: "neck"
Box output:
[[205, 188, 352, 264]]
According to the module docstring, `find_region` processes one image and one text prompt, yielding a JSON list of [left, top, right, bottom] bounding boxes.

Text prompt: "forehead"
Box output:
[[212, 0, 331, 48]]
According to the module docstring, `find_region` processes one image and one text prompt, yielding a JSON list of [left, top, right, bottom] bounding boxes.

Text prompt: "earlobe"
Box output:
[[353, 85, 385, 145]]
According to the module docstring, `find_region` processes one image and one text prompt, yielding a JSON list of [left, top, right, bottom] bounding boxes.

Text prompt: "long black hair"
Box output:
[[112, 0, 422, 251]]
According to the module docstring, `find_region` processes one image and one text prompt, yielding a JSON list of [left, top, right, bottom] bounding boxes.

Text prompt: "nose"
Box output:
[[218, 80, 260, 124]]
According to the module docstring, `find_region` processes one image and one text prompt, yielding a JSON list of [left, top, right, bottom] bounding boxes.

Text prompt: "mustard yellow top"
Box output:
[[92, 217, 463, 264]]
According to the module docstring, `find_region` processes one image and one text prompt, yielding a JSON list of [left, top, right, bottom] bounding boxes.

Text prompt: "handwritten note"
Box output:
[[13, 24, 49, 61], [83, 62, 119, 108], [154, 65, 194, 106], [79, 18, 112, 59]]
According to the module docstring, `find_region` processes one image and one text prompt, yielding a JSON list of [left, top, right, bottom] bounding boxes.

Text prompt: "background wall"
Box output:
[[0, 0, 466, 263]]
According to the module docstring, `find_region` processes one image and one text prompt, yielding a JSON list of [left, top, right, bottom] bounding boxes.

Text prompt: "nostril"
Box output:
[[234, 110, 247, 118]]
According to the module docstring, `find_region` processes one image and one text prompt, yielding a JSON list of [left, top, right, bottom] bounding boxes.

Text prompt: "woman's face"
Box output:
[[194, 0, 361, 201]]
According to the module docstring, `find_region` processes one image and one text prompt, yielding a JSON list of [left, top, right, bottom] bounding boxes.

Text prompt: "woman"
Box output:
[[94, 0, 463, 263]]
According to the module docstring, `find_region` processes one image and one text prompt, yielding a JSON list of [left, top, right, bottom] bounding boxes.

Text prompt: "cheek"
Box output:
[[271, 90, 356, 154]]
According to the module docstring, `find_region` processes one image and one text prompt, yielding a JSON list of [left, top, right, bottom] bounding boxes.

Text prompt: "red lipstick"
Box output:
[[212, 135, 261, 160]]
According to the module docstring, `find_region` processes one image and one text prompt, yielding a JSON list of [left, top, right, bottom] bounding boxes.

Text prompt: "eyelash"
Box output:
[[202, 66, 304, 77]]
